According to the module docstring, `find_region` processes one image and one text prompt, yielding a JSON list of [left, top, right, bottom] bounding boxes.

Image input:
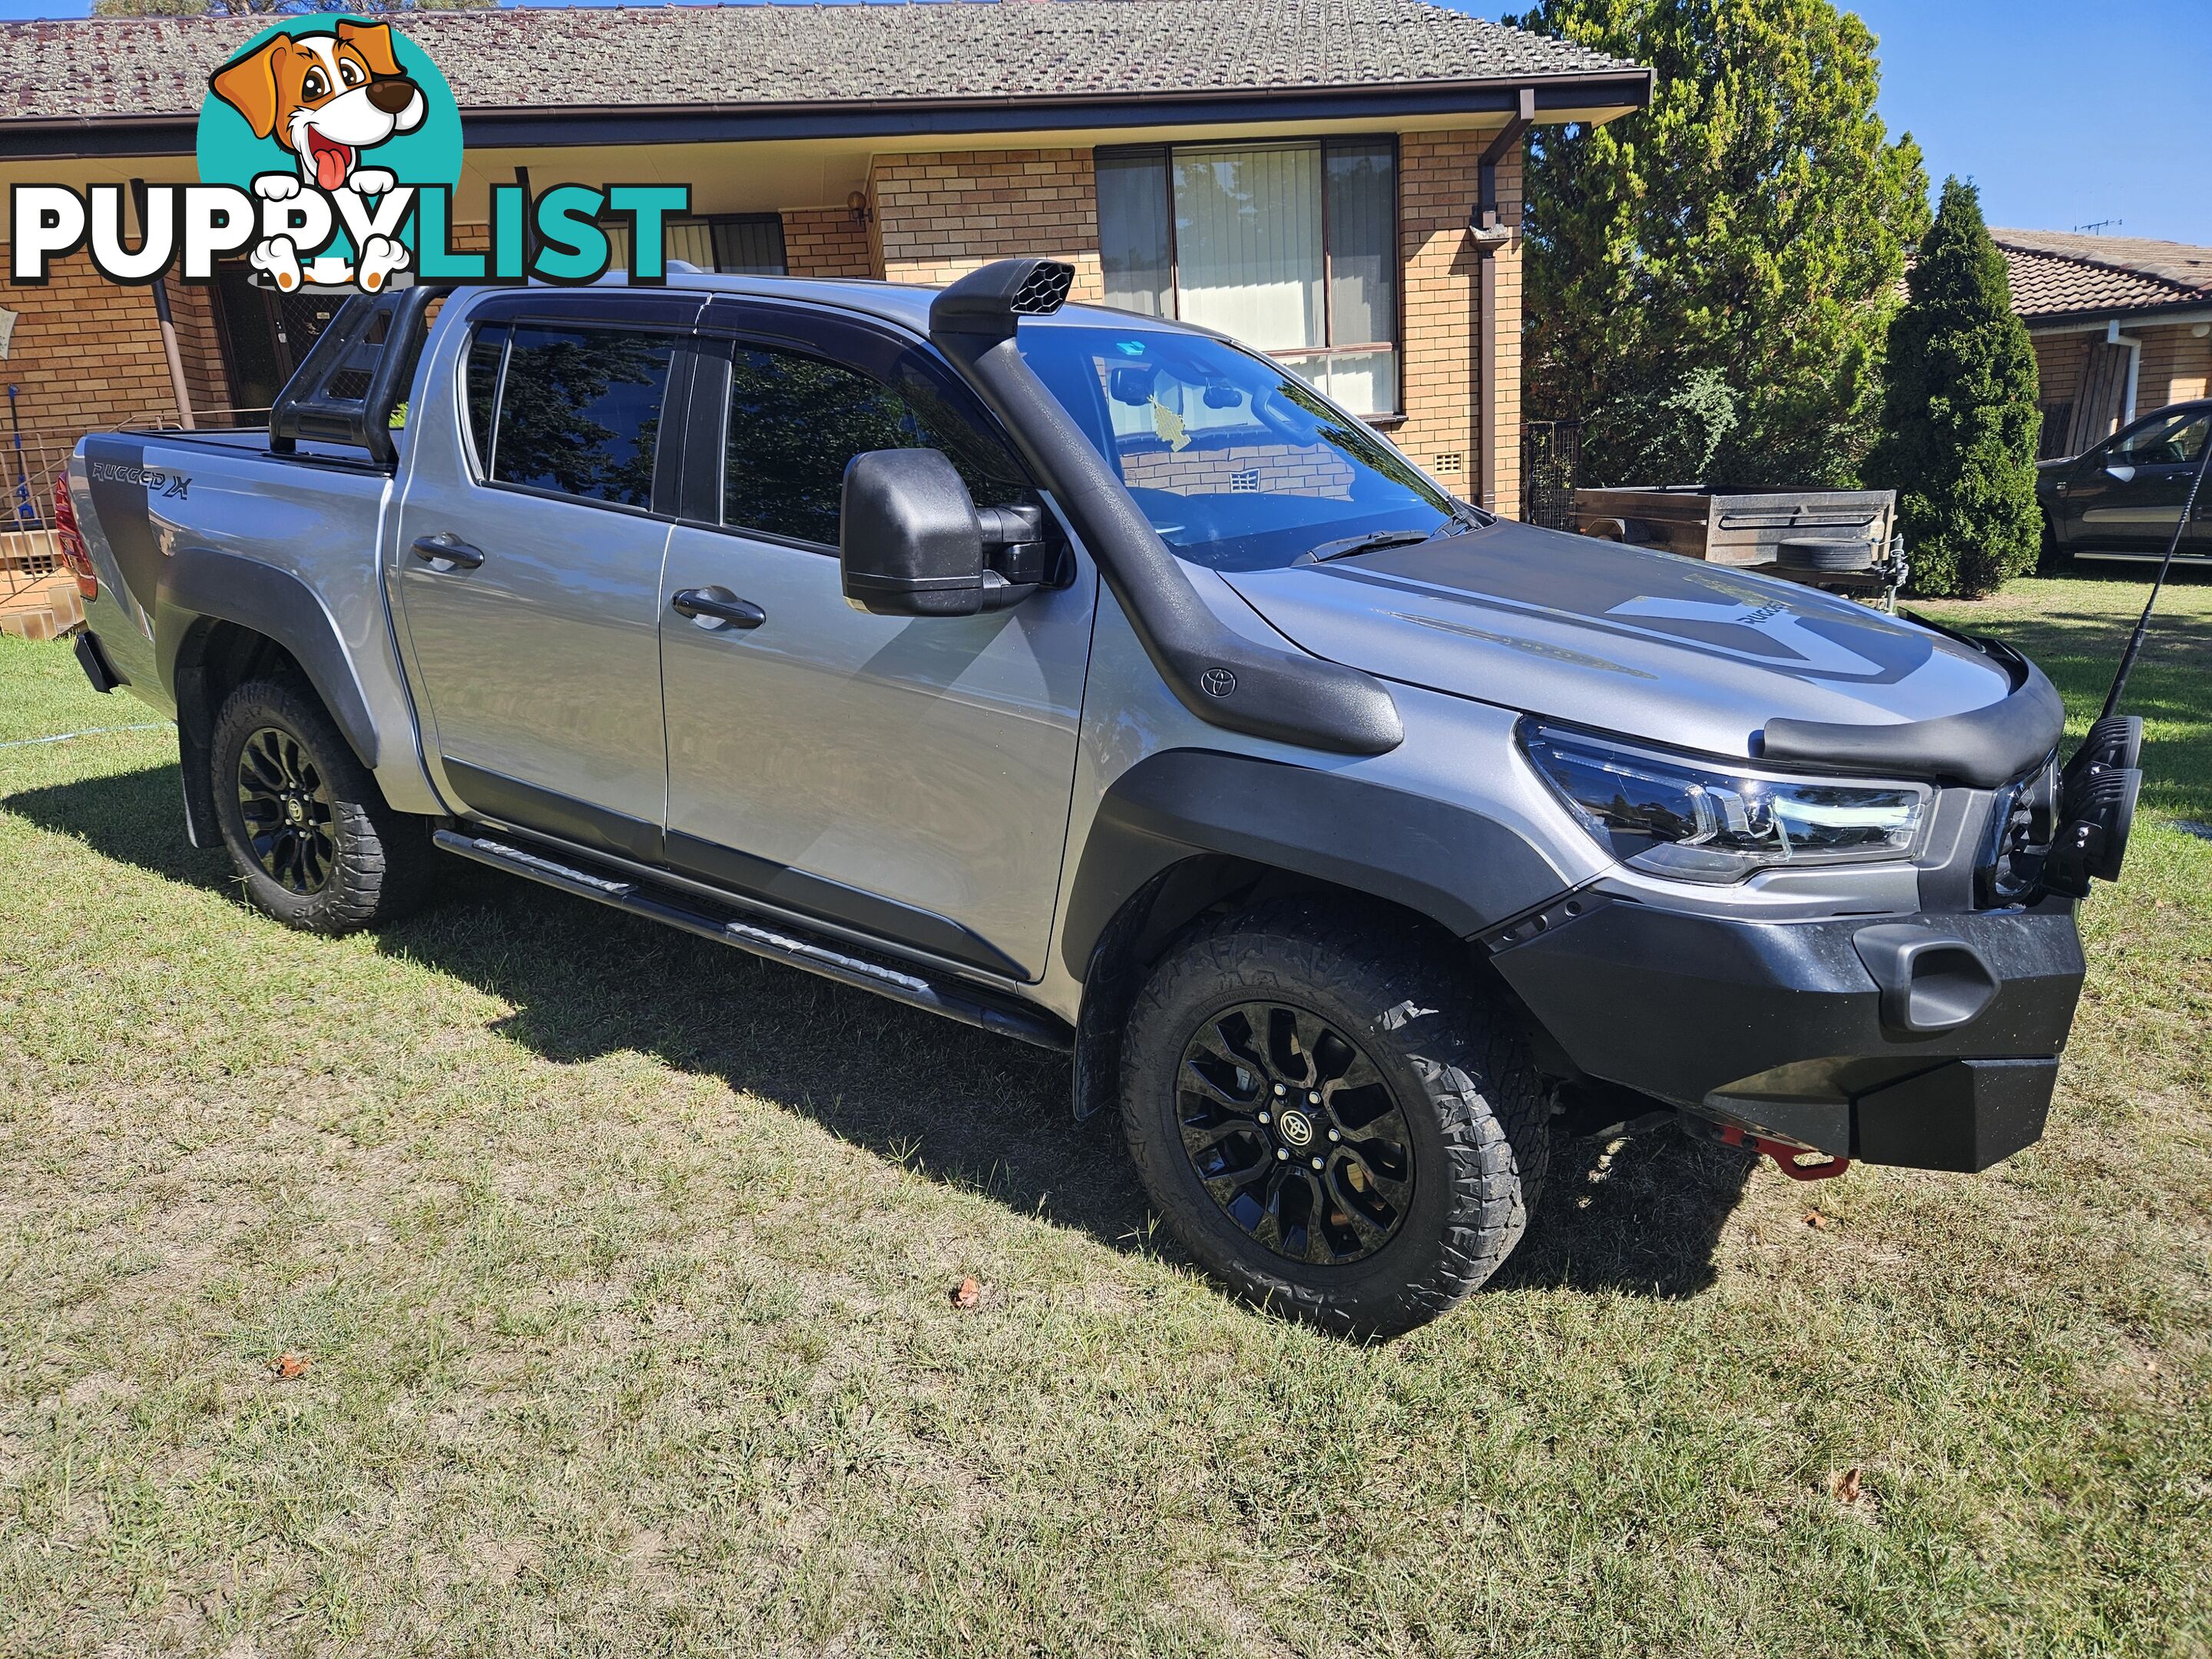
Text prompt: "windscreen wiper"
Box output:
[[1302, 517, 1479, 565]]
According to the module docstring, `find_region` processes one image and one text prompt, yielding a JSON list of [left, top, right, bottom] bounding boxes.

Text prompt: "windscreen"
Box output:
[[1016, 323, 1467, 571]]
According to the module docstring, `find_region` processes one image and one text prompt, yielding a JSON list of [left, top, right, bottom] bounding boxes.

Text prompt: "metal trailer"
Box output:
[[1573, 485, 1906, 609]]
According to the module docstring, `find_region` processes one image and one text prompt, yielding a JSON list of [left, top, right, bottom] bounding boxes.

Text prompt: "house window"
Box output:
[[603, 213, 787, 277], [1097, 139, 1400, 418]]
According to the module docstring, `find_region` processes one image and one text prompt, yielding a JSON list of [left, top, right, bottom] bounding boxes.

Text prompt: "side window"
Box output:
[[489, 323, 680, 508], [463, 323, 507, 475], [2112, 410, 2207, 466], [721, 343, 1031, 546]]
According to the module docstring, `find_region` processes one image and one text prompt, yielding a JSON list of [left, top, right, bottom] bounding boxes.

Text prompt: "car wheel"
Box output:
[[1119, 897, 1551, 1337], [210, 676, 433, 935]]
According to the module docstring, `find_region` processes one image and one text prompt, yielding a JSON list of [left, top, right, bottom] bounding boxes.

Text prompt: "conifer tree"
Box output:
[[1865, 177, 2042, 598]]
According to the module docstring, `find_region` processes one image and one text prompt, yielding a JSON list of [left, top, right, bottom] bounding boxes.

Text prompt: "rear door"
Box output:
[[654, 300, 1095, 980], [394, 290, 701, 860]]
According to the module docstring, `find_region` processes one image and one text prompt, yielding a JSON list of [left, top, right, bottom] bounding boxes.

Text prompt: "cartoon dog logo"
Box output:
[[208, 21, 426, 293]]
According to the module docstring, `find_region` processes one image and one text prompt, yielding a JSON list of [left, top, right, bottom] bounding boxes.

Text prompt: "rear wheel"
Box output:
[[210, 677, 433, 934], [1119, 898, 1551, 1336]]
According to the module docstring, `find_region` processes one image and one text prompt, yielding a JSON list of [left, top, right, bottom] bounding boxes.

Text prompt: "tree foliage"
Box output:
[[1508, 0, 1929, 488], [1863, 177, 2041, 598]]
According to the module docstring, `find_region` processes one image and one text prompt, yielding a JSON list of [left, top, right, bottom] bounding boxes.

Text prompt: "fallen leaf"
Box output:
[[1803, 1211, 1829, 1230], [270, 1352, 310, 1380], [1828, 1467, 1863, 1505], [951, 1277, 982, 1310]]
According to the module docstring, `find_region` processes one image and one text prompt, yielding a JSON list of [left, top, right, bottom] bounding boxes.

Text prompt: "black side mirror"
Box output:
[[840, 448, 1036, 618]]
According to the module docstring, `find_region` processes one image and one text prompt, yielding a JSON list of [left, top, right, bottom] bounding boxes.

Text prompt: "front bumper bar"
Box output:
[[1489, 896, 2085, 1172]]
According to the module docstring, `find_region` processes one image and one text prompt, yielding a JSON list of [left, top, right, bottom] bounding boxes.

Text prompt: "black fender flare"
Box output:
[[157, 545, 383, 770], [1061, 748, 1571, 983], [157, 548, 386, 847], [1060, 749, 1574, 1120]]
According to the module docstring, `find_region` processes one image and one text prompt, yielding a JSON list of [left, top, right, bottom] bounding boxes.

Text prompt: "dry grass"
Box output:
[[2, 574, 2208, 1656]]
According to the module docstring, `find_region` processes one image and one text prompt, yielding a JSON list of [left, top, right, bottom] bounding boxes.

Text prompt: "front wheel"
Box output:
[[2038, 508, 2073, 575], [1119, 899, 1551, 1337], [210, 676, 433, 934]]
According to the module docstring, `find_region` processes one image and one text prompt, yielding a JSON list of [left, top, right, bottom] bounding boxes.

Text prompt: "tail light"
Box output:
[[51, 478, 95, 602]]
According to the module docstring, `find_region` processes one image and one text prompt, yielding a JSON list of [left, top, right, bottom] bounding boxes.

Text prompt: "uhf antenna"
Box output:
[[2101, 411, 2212, 720], [2041, 407, 2208, 896]]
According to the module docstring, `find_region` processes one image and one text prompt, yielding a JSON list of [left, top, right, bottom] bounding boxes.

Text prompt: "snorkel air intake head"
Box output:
[[929, 258, 1075, 346]]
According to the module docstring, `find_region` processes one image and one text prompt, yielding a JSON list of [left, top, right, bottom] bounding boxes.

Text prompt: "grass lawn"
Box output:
[[2, 572, 2207, 1657]]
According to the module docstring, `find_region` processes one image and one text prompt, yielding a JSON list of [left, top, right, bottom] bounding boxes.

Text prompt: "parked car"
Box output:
[[2039, 398, 2211, 568], [55, 260, 2130, 1336]]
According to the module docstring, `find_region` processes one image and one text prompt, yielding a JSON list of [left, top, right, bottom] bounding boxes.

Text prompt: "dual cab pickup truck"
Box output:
[[58, 260, 2136, 1334]]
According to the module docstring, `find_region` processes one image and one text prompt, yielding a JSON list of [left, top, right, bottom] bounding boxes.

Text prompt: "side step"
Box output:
[[433, 829, 1072, 1051]]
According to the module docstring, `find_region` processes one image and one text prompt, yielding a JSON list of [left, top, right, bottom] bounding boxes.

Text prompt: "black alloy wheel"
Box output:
[[1177, 1000, 1414, 1265], [235, 724, 337, 895]]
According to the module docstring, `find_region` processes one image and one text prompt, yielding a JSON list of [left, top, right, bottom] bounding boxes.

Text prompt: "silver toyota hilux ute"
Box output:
[[59, 259, 2139, 1336]]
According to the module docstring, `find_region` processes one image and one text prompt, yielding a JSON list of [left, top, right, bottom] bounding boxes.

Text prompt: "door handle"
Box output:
[[672, 587, 767, 630], [412, 533, 485, 571]]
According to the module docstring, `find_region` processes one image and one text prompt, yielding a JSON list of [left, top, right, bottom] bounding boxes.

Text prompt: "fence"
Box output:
[[1521, 420, 1582, 531]]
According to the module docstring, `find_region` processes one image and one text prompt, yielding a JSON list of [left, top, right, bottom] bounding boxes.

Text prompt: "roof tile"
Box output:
[[1993, 228, 2212, 320], [0, 0, 1642, 123]]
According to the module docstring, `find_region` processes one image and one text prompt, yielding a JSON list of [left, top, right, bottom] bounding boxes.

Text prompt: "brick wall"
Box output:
[[2137, 320, 2212, 409], [0, 242, 220, 437], [2, 138, 1529, 515], [1396, 131, 1515, 520], [783, 207, 874, 279], [868, 148, 1104, 300], [2031, 333, 2082, 408]]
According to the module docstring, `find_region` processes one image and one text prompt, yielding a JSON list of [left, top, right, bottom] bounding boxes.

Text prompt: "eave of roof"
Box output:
[[0, 73, 1654, 162]]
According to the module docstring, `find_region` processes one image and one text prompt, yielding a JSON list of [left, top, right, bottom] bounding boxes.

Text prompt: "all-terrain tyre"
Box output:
[[1120, 897, 1551, 1337], [210, 676, 435, 935]]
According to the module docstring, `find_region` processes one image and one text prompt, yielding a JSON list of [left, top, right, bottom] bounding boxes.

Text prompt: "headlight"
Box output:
[[1519, 720, 1929, 883]]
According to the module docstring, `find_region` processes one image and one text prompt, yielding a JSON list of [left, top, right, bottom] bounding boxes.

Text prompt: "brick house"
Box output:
[[1995, 228, 2212, 459], [0, 0, 1650, 522]]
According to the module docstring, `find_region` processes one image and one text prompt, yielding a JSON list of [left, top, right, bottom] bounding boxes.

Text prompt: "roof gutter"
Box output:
[[0, 67, 1654, 161], [2024, 299, 2212, 333]]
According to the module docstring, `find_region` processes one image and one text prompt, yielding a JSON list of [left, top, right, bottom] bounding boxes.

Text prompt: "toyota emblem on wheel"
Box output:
[[1199, 667, 1237, 698]]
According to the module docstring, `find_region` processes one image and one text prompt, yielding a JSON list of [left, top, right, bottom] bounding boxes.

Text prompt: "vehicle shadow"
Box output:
[[1499, 1131, 1754, 1300], [7, 760, 1749, 1302]]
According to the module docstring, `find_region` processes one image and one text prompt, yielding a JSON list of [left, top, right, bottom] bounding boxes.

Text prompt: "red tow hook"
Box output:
[[1719, 1124, 1852, 1182]]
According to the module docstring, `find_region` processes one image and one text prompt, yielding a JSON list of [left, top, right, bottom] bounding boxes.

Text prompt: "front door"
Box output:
[[657, 304, 1094, 980], [2069, 406, 2210, 556], [395, 292, 697, 859]]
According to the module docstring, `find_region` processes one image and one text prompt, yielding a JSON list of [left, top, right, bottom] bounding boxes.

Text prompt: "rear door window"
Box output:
[[462, 323, 507, 475], [488, 323, 680, 508]]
